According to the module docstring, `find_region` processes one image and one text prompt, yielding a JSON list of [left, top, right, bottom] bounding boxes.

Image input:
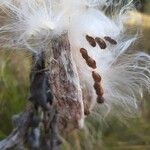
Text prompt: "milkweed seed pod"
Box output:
[[0, 0, 150, 130]]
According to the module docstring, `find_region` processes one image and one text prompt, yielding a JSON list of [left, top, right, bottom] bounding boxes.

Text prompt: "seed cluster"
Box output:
[[92, 71, 104, 103], [80, 35, 117, 108], [86, 34, 117, 49]]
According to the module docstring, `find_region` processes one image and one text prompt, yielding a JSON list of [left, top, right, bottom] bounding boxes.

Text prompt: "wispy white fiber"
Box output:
[[0, 0, 110, 51], [0, 0, 66, 51], [0, 0, 150, 120]]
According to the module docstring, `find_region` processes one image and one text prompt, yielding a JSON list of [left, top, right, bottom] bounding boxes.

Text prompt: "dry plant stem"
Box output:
[[0, 103, 61, 150], [0, 103, 34, 150], [0, 51, 61, 150], [42, 106, 61, 150]]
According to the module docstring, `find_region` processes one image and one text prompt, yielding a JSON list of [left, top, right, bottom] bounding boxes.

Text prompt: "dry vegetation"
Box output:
[[0, 4, 150, 150]]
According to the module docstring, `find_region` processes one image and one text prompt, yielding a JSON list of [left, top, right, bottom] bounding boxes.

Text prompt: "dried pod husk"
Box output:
[[92, 71, 101, 82], [86, 35, 96, 47], [104, 36, 117, 45], [49, 34, 84, 132], [95, 37, 107, 49]]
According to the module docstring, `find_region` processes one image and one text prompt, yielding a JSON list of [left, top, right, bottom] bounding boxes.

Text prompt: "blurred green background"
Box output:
[[0, 1, 150, 150]]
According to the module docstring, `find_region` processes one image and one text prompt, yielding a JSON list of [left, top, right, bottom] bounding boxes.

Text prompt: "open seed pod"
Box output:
[[1, 0, 150, 131]]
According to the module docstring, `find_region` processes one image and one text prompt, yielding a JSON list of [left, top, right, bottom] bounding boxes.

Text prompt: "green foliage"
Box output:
[[145, 0, 150, 14], [0, 50, 29, 139]]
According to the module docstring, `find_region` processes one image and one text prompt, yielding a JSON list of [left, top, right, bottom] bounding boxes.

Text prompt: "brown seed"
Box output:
[[94, 82, 104, 96], [84, 109, 90, 116], [80, 48, 89, 60], [95, 37, 107, 49], [104, 36, 117, 45], [86, 35, 96, 47], [97, 96, 105, 104], [92, 71, 101, 82], [86, 57, 97, 69]]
